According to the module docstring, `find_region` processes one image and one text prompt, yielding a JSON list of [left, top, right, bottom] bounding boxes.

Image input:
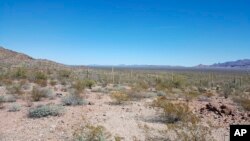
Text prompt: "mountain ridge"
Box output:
[[1, 46, 249, 69]]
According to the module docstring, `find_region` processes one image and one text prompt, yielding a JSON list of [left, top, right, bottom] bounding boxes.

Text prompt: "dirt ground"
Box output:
[[0, 86, 249, 141]]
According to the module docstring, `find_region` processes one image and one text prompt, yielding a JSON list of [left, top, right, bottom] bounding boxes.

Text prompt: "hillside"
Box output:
[[0, 46, 67, 69]]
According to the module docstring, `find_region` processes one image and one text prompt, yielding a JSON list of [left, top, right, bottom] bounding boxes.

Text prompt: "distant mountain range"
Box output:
[[196, 59, 250, 69], [0, 46, 249, 69]]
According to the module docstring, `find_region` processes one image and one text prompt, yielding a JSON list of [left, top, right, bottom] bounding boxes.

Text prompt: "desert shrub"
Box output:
[[127, 91, 157, 101], [6, 83, 23, 95], [59, 70, 71, 78], [169, 123, 214, 141], [240, 99, 250, 111], [28, 104, 64, 118], [85, 79, 95, 89], [152, 97, 198, 123], [13, 68, 27, 79], [61, 80, 67, 86], [0, 78, 13, 86], [31, 87, 54, 101], [91, 87, 109, 94], [3, 95, 16, 102], [186, 91, 201, 100], [22, 82, 32, 90], [233, 97, 250, 111], [0, 96, 4, 102], [170, 75, 186, 89], [157, 91, 166, 96], [136, 80, 149, 91], [114, 136, 123, 141], [34, 71, 47, 87], [42, 88, 55, 100], [73, 80, 86, 94], [0, 96, 4, 109], [62, 95, 87, 106], [155, 81, 168, 91], [203, 92, 214, 98], [222, 84, 233, 98], [73, 124, 112, 141], [50, 80, 57, 86], [35, 71, 47, 80], [31, 87, 44, 101], [110, 91, 129, 104], [8, 103, 21, 112]]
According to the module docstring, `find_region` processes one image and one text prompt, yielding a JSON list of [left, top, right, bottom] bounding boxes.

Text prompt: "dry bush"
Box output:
[[126, 90, 157, 101], [2, 94, 16, 102], [8, 103, 21, 112], [30, 87, 54, 101], [34, 71, 48, 87], [6, 83, 23, 95], [13, 68, 27, 79], [241, 99, 250, 111], [31, 86, 44, 101], [73, 80, 86, 94], [233, 96, 250, 111], [84, 79, 95, 89], [152, 97, 198, 124], [168, 123, 215, 141], [186, 91, 201, 100], [1, 78, 13, 86], [28, 104, 64, 118], [59, 69, 71, 78], [73, 124, 112, 141], [203, 92, 214, 98], [61, 94, 87, 106], [110, 91, 129, 104], [137, 80, 149, 91], [50, 80, 57, 86], [0, 96, 4, 109]]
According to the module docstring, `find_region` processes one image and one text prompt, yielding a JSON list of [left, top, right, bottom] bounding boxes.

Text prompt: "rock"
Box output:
[[220, 105, 232, 115], [88, 102, 94, 105], [206, 103, 222, 116], [56, 93, 63, 97], [200, 107, 205, 114]]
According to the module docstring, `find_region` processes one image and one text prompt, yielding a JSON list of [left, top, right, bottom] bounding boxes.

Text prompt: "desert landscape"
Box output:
[[1, 1, 250, 140], [0, 47, 249, 141]]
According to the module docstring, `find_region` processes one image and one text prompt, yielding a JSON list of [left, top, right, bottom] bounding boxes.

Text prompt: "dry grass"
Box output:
[[110, 91, 129, 104]]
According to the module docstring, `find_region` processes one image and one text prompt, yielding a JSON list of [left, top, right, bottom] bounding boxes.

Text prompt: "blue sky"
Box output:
[[0, 0, 250, 66]]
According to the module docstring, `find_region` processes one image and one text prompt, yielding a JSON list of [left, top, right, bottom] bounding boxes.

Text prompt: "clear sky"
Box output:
[[0, 0, 250, 66]]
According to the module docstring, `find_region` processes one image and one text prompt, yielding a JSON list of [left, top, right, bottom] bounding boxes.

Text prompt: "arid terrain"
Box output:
[[0, 47, 250, 141]]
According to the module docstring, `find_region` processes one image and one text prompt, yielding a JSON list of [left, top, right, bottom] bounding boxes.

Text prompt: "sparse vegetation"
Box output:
[[13, 68, 27, 79], [8, 103, 21, 112], [31, 86, 44, 101], [152, 97, 198, 123], [73, 124, 112, 141], [2, 94, 16, 102], [1, 47, 250, 141], [110, 91, 129, 104], [28, 104, 64, 118], [169, 123, 215, 141], [85, 79, 95, 89], [34, 71, 48, 87], [73, 80, 86, 94], [0, 96, 4, 109], [62, 95, 87, 106]]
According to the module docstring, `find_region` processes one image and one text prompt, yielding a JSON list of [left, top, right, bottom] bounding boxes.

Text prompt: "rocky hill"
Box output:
[[0, 46, 67, 69]]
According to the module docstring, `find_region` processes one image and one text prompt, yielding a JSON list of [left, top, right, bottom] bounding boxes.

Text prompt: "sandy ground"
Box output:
[[0, 86, 249, 141]]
